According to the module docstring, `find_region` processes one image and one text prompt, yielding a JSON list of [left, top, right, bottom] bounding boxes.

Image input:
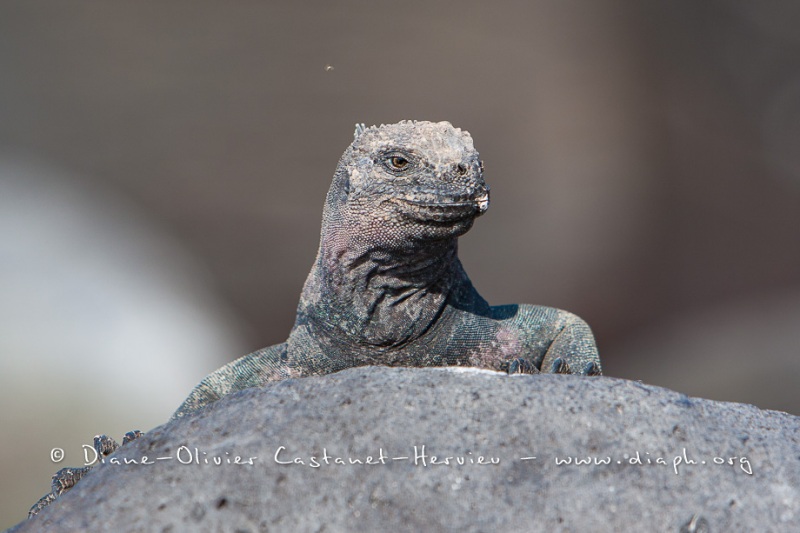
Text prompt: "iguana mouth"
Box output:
[[397, 197, 484, 223], [395, 188, 490, 223]]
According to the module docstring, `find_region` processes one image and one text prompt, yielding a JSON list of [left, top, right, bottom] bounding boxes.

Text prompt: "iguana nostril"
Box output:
[[456, 163, 468, 175]]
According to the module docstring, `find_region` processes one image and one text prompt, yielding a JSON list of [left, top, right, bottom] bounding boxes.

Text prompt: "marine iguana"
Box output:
[[29, 120, 601, 517]]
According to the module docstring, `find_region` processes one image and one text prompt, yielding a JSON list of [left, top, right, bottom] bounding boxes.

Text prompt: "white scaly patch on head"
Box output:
[[346, 165, 368, 193], [349, 120, 477, 178], [353, 123, 367, 139]]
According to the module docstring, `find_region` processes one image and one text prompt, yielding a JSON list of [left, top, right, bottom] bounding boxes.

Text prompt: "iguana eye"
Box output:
[[390, 156, 408, 169], [381, 151, 415, 174]]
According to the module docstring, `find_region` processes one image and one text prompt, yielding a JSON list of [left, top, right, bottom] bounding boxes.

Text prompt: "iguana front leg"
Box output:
[[172, 343, 291, 419], [502, 305, 602, 376], [539, 312, 602, 375]]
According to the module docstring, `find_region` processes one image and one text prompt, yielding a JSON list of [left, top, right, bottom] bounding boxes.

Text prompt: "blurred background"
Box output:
[[2, 0, 800, 527]]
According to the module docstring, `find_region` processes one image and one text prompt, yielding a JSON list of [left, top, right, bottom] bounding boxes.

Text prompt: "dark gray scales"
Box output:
[[29, 120, 601, 518], [175, 120, 601, 418]]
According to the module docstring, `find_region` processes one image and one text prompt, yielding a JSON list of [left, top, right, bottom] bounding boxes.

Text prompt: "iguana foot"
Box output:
[[505, 358, 540, 374], [28, 466, 92, 517], [583, 361, 601, 376], [504, 357, 602, 376], [28, 430, 143, 518], [549, 358, 603, 375], [94, 433, 121, 456], [122, 429, 144, 444], [549, 357, 571, 374]]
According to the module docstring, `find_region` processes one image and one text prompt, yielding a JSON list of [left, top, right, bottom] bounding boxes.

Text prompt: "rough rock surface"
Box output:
[[9, 367, 799, 532]]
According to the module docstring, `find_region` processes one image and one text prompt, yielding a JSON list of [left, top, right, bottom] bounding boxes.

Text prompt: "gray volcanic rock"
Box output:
[[10, 367, 800, 532]]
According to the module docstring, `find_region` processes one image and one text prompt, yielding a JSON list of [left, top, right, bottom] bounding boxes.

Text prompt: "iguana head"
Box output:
[[325, 120, 489, 247]]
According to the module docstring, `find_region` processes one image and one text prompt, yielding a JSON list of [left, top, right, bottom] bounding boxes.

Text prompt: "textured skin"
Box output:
[[28, 431, 142, 518], [174, 120, 601, 418], [28, 120, 601, 517]]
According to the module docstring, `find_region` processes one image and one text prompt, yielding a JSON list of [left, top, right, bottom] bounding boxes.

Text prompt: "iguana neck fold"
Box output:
[[301, 227, 461, 349]]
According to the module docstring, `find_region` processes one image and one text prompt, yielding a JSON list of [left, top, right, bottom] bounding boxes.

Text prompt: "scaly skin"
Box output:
[[28, 431, 142, 518], [29, 120, 601, 517], [174, 120, 601, 418]]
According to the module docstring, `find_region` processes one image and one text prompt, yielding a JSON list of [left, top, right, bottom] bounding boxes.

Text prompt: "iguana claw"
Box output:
[[506, 358, 540, 374]]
